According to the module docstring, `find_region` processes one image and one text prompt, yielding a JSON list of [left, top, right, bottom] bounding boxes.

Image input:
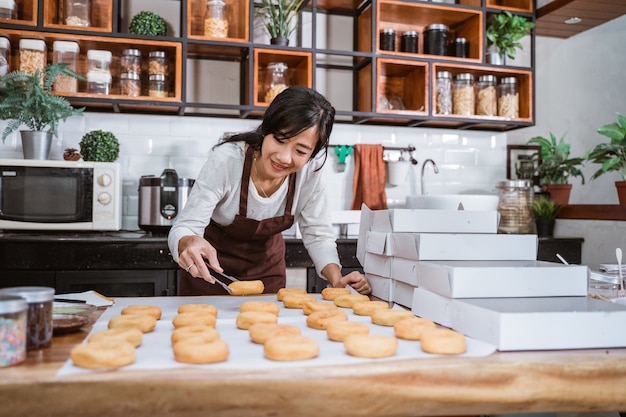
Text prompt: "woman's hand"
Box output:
[[177, 235, 223, 283]]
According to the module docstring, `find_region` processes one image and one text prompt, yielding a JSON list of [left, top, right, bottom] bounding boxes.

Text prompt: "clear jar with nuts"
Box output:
[[475, 74, 497, 116], [52, 40, 80, 93], [120, 72, 141, 97], [64, 0, 90, 27], [19, 39, 46, 75], [148, 74, 167, 98], [148, 51, 168, 77], [498, 77, 519, 119], [264, 62, 288, 104], [496, 180, 534, 234], [204, 0, 228, 38], [121, 49, 141, 75], [452, 72, 474, 116]]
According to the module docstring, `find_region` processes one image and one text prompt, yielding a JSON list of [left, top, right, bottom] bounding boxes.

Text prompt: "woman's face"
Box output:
[[259, 126, 319, 179]]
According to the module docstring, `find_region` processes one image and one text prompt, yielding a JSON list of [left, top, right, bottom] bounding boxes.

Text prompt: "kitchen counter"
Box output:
[[2, 305, 626, 417]]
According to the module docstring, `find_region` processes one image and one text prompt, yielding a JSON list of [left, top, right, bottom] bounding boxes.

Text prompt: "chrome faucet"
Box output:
[[421, 159, 439, 195]]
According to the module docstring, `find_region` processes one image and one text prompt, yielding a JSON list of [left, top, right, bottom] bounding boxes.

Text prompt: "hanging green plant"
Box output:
[[129, 11, 168, 36], [79, 130, 120, 162]]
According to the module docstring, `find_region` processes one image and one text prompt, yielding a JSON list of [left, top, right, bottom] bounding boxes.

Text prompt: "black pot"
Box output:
[[535, 219, 555, 238], [270, 37, 289, 46]]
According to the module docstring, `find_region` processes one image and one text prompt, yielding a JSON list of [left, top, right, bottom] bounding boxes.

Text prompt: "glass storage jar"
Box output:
[[0, 0, 16, 19], [0, 295, 27, 367], [204, 0, 228, 38], [0, 37, 10, 77], [148, 74, 167, 98], [498, 76, 519, 118], [19, 39, 46, 74], [423, 23, 448, 56], [64, 0, 90, 27], [52, 40, 80, 93], [452, 72, 475, 116], [87, 49, 112, 72], [264, 62, 288, 103], [435, 71, 452, 115], [400, 31, 418, 53], [496, 180, 534, 234], [379, 28, 395, 51], [148, 51, 168, 77], [120, 48, 141, 75], [0, 286, 54, 351], [87, 70, 111, 94], [120, 72, 141, 97], [475, 74, 497, 116]]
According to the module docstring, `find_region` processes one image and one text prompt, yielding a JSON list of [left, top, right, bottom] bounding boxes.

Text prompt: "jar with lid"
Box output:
[[121, 72, 141, 97], [87, 49, 112, 72], [435, 71, 452, 115], [121, 48, 141, 75], [379, 28, 395, 51], [0, 0, 16, 19], [64, 0, 90, 26], [264, 62, 288, 103], [87, 70, 111, 94], [204, 0, 228, 38], [453, 37, 468, 58], [0, 37, 10, 77], [53, 41, 80, 93], [452, 73, 474, 116], [475, 74, 497, 116], [148, 51, 168, 77], [496, 180, 534, 234], [148, 74, 168, 98], [0, 286, 54, 351], [19, 39, 46, 74], [0, 295, 27, 367], [400, 31, 417, 53], [498, 76, 519, 118], [423, 23, 448, 56]]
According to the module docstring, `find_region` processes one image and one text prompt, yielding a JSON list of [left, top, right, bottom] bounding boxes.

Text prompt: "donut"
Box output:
[[352, 300, 390, 316], [306, 308, 348, 330], [282, 294, 316, 309], [240, 300, 280, 316], [343, 334, 398, 359], [173, 338, 230, 364], [235, 311, 278, 330], [326, 321, 370, 342], [334, 294, 370, 308], [121, 305, 162, 320], [321, 287, 351, 301], [228, 280, 265, 296], [277, 287, 308, 301], [248, 323, 301, 344], [172, 312, 217, 328], [264, 335, 319, 361], [171, 325, 220, 345], [88, 327, 143, 348], [420, 328, 467, 355], [393, 317, 437, 341], [71, 340, 136, 369], [371, 309, 414, 326], [108, 314, 157, 333], [178, 303, 218, 317], [302, 300, 338, 316]]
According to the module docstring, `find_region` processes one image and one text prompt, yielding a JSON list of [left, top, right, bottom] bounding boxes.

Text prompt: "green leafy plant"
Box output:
[[586, 113, 626, 181], [258, 0, 306, 40], [129, 11, 168, 36], [0, 63, 84, 143], [532, 195, 561, 220], [528, 133, 585, 185], [486, 11, 535, 60], [79, 130, 120, 162]]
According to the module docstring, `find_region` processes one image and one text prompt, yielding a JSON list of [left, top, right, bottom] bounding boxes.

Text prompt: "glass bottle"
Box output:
[[64, 0, 90, 27], [498, 77, 519, 118], [496, 180, 534, 234], [475, 74, 497, 116], [0, 0, 16, 19], [452, 72, 474, 116], [436, 71, 452, 115], [204, 0, 228, 38], [264, 62, 288, 103], [0, 37, 10, 77], [52, 40, 80, 93], [19, 39, 46, 75]]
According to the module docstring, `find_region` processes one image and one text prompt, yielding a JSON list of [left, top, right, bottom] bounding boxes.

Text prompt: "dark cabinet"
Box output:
[[56, 270, 177, 297]]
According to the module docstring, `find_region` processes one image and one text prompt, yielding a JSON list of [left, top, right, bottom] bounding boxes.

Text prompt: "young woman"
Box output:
[[168, 86, 371, 295]]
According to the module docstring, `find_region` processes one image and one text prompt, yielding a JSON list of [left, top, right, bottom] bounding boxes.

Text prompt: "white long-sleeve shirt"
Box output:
[[168, 141, 341, 277]]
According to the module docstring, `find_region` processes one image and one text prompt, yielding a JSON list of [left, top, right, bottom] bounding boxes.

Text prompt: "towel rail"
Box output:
[[329, 144, 418, 165]]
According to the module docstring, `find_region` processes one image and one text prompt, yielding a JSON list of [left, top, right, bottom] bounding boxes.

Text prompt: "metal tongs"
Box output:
[[204, 260, 239, 294]]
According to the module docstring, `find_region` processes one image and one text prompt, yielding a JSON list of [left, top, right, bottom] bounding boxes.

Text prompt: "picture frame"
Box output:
[[506, 144, 541, 182]]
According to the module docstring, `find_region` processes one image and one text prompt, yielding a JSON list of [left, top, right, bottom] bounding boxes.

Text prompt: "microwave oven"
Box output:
[[0, 158, 122, 231]]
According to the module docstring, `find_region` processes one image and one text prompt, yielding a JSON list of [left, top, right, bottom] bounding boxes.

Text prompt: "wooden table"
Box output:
[[2, 307, 626, 417]]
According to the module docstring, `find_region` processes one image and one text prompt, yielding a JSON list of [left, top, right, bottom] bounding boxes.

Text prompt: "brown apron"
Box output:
[[179, 146, 297, 295]]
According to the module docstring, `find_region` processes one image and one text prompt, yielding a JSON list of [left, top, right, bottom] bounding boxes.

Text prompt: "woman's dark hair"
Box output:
[[219, 86, 335, 167]]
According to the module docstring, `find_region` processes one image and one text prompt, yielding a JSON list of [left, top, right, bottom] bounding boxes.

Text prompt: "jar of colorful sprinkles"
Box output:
[[0, 295, 28, 367]]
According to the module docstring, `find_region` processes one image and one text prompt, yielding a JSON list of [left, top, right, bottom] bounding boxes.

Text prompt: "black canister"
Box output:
[[423, 23, 448, 56], [453, 37, 469, 58], [379, 28, 396, 51], [400, 31, 418, 53]]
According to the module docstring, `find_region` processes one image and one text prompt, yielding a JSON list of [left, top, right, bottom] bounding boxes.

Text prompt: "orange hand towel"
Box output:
[[350, 144, 388, 210]]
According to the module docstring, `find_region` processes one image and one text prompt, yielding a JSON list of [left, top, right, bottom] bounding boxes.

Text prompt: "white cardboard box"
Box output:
[[415, 260, 588, 298], [362, 252, 393, 278], [364, 231, 393, 256], [393, 280, 415, 308], [364, 273, 393, 302], [412, 287, 626, 351], [390, 233, 538, 261]]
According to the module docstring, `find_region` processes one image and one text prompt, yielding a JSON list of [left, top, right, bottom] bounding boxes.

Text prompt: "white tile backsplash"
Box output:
[[0, 113, 507, 230]]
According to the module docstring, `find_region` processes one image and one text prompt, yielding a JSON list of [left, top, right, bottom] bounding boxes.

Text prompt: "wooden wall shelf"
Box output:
[[557, 205, 626, 221]]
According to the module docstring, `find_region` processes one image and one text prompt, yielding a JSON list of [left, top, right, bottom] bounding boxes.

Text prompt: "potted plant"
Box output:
[[486, 11, 535, 65], [532, 195, 561, 238], [257, 0, 307, 45], [527, 132, 585, 205], [79, 130, 120, 162], [585, 113, 626, 205], [129, 11, 168, 36], [0, 63, 84, 159]]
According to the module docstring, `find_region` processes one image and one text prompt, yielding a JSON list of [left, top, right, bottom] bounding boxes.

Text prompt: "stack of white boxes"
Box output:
[[357, 204, 626, 351]]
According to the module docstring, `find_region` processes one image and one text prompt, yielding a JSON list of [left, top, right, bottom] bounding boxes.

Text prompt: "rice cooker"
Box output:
[[138, 169, 195, 232]]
